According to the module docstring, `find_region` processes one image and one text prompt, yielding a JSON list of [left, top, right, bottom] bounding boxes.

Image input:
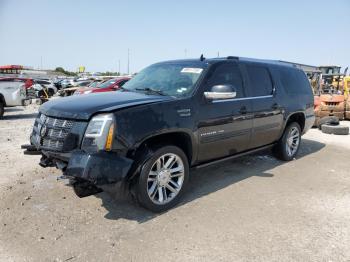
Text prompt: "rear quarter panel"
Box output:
[[269, 66, 314, 136]]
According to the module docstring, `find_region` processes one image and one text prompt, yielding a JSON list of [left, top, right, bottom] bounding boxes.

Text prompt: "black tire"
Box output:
[[48, 88, 55, 97], [317, 116, 339, 129], [0, 101, 4, 119], [273, 122, 301, 161], [321, 124, 349, 135], [136, 145, 189, 213]]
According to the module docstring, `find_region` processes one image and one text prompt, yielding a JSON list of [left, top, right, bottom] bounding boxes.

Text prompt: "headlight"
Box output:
[[84, 90, 92, 94], [81, 113, 115, 153]]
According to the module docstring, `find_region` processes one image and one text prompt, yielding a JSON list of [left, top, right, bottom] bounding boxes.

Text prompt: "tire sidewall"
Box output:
[[280, 122, 301, 161], [137, 145, 189, 212], [0, 102, 4, 118]]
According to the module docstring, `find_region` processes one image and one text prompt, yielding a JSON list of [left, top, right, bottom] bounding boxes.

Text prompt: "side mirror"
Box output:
[[204, 85, 237, 100]]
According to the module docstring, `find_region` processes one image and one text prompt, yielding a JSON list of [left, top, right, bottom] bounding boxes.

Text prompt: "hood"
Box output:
[[40, 91, 172, 120]]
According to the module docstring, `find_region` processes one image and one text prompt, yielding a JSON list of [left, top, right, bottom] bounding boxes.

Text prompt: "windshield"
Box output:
[[89, 81, 100, 88], [98, 79, 116, 88], [123, 63, 205, 97]]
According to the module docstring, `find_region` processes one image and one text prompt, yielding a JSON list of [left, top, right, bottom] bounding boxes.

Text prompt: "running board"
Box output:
[[193, 144, 274, 170]]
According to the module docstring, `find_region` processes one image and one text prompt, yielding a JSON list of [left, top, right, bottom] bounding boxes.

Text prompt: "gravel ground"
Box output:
[[0, 104, 350, 262]]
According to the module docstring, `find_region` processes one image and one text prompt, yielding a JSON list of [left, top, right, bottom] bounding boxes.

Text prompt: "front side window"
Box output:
[[205, 62, 245, 98], [123, 63, 206, 97], [246, 65, 273, 96]]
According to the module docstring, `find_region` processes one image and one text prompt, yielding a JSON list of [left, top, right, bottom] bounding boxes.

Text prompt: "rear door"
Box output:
[[242, 63, 283, 148], [197, 61, 253, 162]]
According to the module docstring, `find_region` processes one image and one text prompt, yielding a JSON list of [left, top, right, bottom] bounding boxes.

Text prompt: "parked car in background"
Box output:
[[58, 80, 95, 96], [24, 56, 314, 212], [53, 79, 65, 90], [74, 77, 130, 95], [0, 77, 34, 89], [59, 79, 77, 89], [0, 77, 35, 118], [32, 79, 57, 97]]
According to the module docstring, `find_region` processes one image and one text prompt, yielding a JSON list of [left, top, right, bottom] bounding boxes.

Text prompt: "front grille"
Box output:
[[32, 113, 75, 151]]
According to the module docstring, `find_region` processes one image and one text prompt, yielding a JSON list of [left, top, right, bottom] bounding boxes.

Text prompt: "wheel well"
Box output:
[[130, 132, 193, 164], [287, 113, 305, 132]]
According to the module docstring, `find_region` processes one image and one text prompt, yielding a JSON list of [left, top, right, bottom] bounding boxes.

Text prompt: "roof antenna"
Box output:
[[200, 54, 205, 61]]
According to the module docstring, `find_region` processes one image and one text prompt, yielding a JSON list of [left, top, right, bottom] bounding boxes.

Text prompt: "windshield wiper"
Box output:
[[135, 87, 166, 96]]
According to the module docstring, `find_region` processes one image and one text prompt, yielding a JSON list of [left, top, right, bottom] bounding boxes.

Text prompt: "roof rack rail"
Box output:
[[227, 56, 238, 60]]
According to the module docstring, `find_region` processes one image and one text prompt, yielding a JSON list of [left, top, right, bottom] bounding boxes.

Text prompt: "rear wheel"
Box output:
[[273, 122, 301, 161], [48, 88, 55, 97], [136, 145, 189, 212], [0, 102, 4, 119]]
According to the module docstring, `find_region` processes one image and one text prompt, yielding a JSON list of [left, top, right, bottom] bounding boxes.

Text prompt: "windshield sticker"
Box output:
[[181, 68, 203, 74], [176, 87, 188, 93]]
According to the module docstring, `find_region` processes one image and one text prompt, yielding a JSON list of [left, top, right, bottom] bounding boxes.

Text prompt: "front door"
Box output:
[[197, 62, 253, 162]]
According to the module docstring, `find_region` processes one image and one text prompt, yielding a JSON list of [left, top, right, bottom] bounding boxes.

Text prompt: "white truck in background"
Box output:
[[0, 78, 35, 118]]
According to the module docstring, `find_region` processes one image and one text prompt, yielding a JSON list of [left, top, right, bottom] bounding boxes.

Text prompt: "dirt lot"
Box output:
[[1, 104, 350, 262]]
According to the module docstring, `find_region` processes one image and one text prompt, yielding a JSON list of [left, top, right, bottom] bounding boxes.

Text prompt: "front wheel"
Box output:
[[273, 122, 301, 161], [136, 145, 189, 212]]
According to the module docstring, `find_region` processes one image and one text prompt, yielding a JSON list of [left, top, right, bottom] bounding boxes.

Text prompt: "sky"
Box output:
[[0, 0, 349, 73]]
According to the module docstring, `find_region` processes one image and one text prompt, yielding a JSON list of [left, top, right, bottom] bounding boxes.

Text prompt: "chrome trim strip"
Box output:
[[212, 95, 273, 103], [204, 91, 237, 100]]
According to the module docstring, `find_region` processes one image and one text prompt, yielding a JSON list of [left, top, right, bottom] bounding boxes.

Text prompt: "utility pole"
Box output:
[[217, 51, 220, 57], [118, 60, 120, 75], [127, 49, 130, 75]]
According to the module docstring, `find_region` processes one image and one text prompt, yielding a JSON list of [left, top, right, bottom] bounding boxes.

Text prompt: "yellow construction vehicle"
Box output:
[[344, 76, 350, 99], [344, 76, 350, 120], [313, 66, 346, 125]]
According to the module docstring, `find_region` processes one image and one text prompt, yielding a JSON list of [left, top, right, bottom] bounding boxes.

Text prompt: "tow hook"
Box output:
[[39, 156, 55, 168]]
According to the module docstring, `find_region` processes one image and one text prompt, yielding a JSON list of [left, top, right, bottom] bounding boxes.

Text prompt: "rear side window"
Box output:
[[246, 65, 273, 96], [279, 68, 312, 95], [206, 62, 245, 98]]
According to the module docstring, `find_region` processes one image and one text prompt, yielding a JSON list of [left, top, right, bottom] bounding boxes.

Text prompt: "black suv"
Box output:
[[24, 56, 314, 212]]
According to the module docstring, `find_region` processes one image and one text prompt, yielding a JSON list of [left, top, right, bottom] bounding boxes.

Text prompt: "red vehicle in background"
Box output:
[[74, 77, 131, 95]]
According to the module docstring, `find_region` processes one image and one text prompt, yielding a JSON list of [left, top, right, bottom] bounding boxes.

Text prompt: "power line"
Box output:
[[127, 49, 130, 74]]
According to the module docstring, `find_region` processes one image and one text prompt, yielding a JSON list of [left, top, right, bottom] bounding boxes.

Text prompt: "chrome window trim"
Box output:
[[212, 95, 273, 103]]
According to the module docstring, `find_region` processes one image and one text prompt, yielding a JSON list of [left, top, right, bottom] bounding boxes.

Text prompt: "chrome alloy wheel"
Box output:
[[147, 153, 185, 205], [286, 126, 300, 157]]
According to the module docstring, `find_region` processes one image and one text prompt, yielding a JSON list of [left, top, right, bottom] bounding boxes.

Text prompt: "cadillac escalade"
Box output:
[[23, 56, 315, 212]]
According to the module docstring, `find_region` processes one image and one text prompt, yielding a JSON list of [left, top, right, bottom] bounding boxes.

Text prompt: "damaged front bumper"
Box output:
[[64, 150, 133, 186], [22, 146, 134, 197]]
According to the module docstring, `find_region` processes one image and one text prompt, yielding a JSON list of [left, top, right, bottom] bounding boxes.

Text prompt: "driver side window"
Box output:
[[206, 63, 245, 98]]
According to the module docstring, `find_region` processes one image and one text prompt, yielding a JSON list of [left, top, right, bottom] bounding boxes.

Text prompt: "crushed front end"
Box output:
[[23, 112, 133, 197]]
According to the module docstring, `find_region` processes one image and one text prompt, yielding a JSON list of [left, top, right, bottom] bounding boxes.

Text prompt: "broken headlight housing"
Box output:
[[81, 113, 115, 153]]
